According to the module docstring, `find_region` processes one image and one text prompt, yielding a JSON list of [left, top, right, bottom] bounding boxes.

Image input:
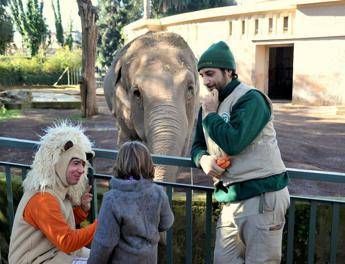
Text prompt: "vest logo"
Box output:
[[220, 112, 230, 123]]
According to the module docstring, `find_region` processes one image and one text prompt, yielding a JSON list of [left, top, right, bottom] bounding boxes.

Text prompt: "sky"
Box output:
[[14, 0, 100, 33], [13, 0, 99, 46], [43, 0, 82, 32]]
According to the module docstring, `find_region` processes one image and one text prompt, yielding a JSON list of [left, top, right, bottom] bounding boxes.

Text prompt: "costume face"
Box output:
[[199, 68, 231, 92], [66, 158, 86, 185]]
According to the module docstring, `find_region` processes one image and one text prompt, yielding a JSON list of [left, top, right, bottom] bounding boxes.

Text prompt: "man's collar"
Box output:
[[218, 78, 241, 102]]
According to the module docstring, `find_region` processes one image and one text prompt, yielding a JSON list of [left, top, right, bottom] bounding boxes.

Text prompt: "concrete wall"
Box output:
[[293, 40, 345, 105], [293, 1, 345, 105], [123, 0, 345, 105]]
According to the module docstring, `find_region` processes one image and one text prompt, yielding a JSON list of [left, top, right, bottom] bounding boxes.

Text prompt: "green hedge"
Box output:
[[0, 48, 82, 87], [1, 181, 345, 263]]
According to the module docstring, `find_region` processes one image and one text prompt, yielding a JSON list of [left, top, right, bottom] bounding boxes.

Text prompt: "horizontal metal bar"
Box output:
[[1, 161, 345, 203], [94, 147, 194, 167], [0, 137, 195, 168], [287, 168, 345, 184], [81, 175, 345, 204], [290, 195, 345, 204], [0, 161, 31, 169], [93, 148, 117, 159], [1, 137, 345, 180], [92, 172, 214, 192], [0, 137, 39, 150]]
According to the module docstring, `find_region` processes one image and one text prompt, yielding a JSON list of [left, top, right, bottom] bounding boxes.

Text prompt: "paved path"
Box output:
[[0, 91, 344, 196]]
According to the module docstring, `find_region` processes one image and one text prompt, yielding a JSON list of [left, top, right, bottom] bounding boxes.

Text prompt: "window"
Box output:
[[269, 17, 273, 33], [242, 20, 245, 35], [229, 21, 232, 35], [255, 19, 259, 34], [283, 16, 289, 32]]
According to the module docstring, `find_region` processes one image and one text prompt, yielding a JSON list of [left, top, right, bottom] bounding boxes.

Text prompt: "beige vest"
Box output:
[[8, 189, 83, 264], [204, 83, 286, 185]]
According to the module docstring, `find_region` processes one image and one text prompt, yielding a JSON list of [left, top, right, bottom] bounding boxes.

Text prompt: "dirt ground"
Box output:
[[1, 94, 345, 197]]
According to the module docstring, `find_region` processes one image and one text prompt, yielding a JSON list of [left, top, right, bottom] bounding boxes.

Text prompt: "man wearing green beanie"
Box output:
[[191, 41, 290, 263]]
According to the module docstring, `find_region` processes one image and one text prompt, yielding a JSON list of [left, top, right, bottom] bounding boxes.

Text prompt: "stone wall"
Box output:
[[123, 0, 345, 105]]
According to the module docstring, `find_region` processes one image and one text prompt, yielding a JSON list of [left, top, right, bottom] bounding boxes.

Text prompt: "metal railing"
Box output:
[[54, 67, 82, 86], [1, 136, 345, 263]]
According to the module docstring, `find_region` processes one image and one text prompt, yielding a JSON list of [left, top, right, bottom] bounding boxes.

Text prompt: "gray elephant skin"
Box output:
[[104, 32, 199, 182]]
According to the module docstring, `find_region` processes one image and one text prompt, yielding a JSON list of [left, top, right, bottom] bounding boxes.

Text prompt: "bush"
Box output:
[[0, 107, 22, 121], [0, 48, 82, 86]]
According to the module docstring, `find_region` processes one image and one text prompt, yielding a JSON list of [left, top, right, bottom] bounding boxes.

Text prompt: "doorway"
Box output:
[[268, 46, 293, 100]]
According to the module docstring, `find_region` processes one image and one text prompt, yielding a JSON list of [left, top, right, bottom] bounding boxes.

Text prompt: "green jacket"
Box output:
[[191, 79, 288, 202]]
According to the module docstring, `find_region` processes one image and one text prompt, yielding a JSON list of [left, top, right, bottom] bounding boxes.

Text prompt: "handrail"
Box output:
[[3, 161, 343, 204], [1, 136, 345, 182], [0, 137, 193, 167]]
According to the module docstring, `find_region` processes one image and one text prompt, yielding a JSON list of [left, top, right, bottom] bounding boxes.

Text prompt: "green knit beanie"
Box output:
[[197, 41, 236, 71]]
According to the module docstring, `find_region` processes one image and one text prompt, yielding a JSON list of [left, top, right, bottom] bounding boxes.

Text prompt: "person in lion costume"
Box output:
[[9, 121, 97, 264]]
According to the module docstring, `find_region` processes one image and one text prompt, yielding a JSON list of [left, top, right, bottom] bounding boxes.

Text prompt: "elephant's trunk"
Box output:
[[146, 104, 188, 182]]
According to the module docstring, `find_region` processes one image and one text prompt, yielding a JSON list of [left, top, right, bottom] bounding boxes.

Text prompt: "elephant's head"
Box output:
[[104, 32, 199, 182]]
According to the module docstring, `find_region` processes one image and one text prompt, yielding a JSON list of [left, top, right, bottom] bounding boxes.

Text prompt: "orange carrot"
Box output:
[[216, 156, 231, 169]]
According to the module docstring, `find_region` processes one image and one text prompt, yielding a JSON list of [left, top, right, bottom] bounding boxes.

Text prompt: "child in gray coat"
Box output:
[[88, 141, 174, 264]]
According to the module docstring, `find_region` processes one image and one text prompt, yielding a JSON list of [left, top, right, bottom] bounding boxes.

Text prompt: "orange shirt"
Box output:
[[23, 192, 97, 253], [73, 206, 89, 225]]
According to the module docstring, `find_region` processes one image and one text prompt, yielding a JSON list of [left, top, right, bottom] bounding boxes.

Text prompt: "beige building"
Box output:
[[124, 0, 345, 105]]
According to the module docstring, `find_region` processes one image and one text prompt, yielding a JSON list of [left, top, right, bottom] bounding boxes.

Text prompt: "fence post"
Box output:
[[67, 68, 70, 85], [87, 162, 96, 221], [5, 165, 14, 231]]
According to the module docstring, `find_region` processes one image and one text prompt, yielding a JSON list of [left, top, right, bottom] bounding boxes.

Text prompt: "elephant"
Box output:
[[103, 31, 199, 182]]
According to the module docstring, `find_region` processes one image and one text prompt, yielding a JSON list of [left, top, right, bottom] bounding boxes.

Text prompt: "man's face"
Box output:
[[199, 68, 231, 92], [66, 158, 86, 185]]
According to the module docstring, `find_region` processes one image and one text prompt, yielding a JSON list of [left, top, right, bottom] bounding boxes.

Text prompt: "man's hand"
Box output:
[[216, 156, 231, 169], [202, 89, 219, 116], [199, 155, 225, 179], [81, 185, 93, 212]]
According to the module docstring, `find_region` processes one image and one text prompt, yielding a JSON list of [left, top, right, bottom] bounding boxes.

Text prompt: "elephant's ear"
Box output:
[[114, 63, 122, 85], [103, 54, 122, 112]]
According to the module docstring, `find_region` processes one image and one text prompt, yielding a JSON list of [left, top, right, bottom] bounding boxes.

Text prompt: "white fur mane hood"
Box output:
[[23, 121, 94, 205]]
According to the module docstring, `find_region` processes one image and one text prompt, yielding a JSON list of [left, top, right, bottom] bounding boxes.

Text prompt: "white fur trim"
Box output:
[[23, 121, 94, 205]]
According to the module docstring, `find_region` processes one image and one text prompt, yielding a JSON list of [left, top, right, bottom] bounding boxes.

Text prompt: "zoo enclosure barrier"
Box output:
[[53, 67, 82, 86], [1, 136, 345, 263], [53, 67, 104, 88]]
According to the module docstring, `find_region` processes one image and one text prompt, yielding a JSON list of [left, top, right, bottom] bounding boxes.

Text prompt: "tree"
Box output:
[[10, 0, 49, 56], [65, 19, 73, 50], [149, 0, 236, 17], [52, 0, 64, 46], [97, 0, 142, 69], [77, 0, 98, 117], [143, 0, 150, 18], [97, 0, 234, 69], [0, 0, 13, 54]]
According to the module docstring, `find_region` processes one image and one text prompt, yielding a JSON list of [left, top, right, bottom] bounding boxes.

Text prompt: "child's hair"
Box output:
[[113, 141, 155, 180]]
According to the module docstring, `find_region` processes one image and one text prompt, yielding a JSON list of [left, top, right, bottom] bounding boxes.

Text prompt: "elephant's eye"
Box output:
[[133, 88, 141, 98], [186, 85, 194, 100]]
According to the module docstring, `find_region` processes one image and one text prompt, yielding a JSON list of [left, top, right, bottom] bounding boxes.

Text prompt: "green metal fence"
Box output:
[[1, 136, 345, 263]]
